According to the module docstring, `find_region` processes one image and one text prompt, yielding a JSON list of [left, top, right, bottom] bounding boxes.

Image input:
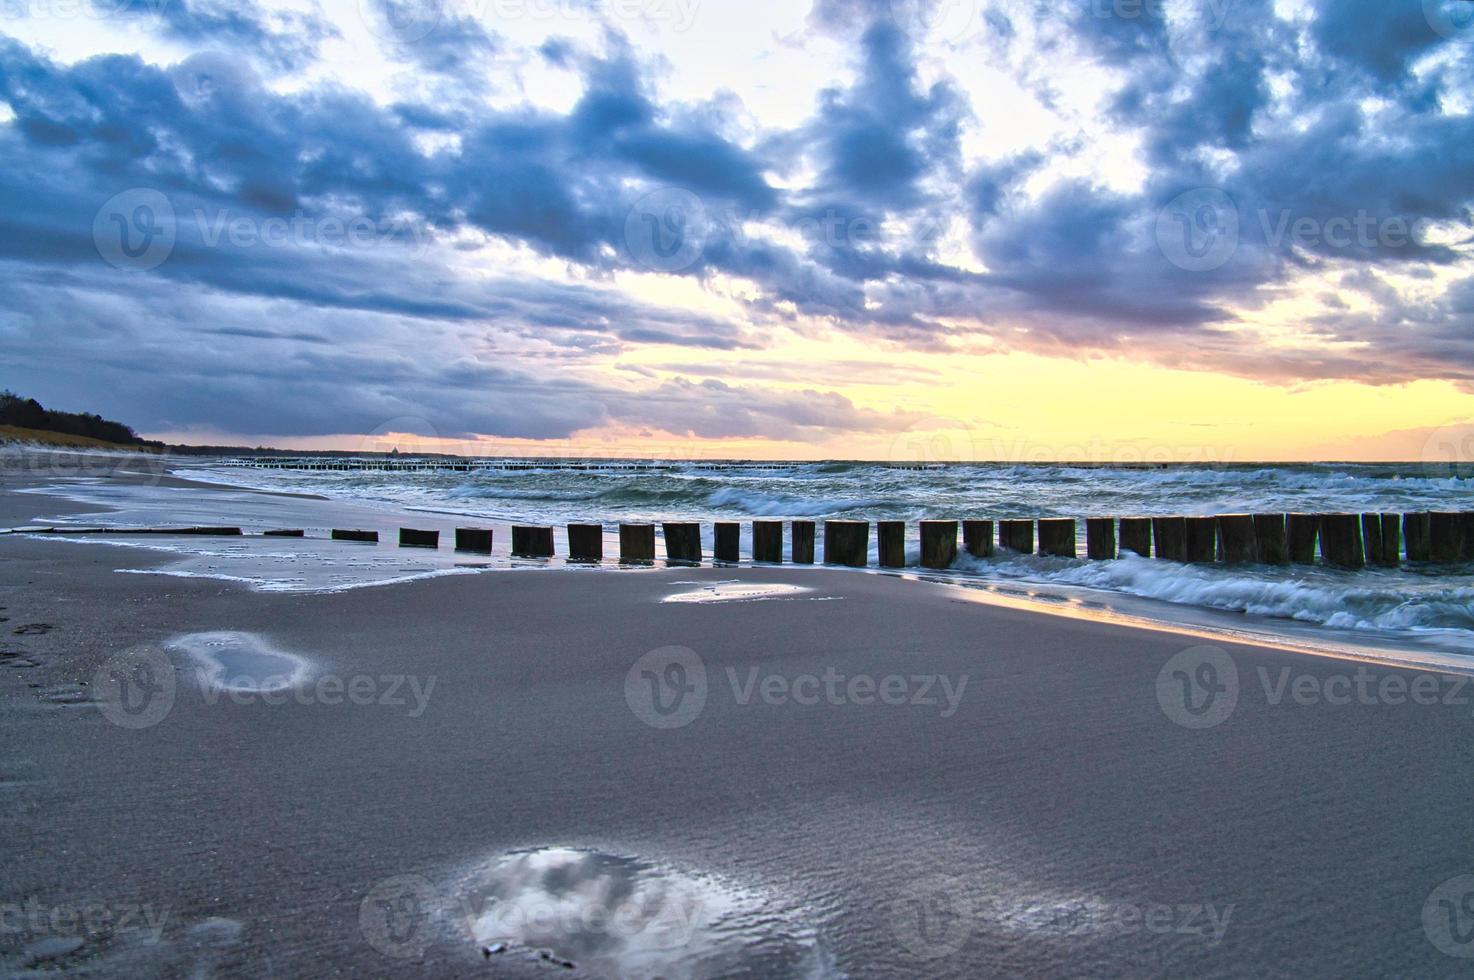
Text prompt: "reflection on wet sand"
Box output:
[[168, 631, 310, 694], [458, 847, 835, 978]]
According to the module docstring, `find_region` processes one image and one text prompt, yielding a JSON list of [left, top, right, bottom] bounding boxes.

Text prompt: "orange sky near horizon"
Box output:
[[147, 349, 1474, 464]]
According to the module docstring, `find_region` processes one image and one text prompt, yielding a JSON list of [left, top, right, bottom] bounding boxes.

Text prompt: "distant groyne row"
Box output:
[[14, 512, 1473, 568], [216, 457, 944, 473], [213, 457, 1189, 474]]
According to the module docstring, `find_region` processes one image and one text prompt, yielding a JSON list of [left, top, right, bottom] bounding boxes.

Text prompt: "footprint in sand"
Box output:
[[0, 650, 41, 668], [38, 685, 91, 706], [13, 623, 54, 635]]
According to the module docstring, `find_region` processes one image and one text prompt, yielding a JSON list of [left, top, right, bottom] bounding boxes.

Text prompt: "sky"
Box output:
[[0, 0, 1472, 461]]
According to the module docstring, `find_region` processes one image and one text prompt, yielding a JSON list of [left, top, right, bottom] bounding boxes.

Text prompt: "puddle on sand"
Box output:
[[167, 631, 310, 693], [662, 582, 818, 604], [458, 847, 837, 978]]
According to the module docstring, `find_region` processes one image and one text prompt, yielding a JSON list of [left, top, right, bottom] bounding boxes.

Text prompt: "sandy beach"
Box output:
[[4, 459, 1474, 978]]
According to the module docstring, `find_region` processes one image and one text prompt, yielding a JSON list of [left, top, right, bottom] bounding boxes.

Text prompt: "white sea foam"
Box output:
[[956, 552, 1474, 649], [167, 631, 311, 694]]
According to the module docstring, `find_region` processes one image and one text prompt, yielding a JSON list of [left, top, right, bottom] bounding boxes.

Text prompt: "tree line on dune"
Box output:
[[0, 390, 164, 449]]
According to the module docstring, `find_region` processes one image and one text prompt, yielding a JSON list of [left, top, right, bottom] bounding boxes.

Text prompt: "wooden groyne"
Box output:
[[752, 520, 783, 563], [13, 512, 1472, 570], [455, 527, 493, 554], [567, 523, 603, 561], [393, 512, 1473, 568], [399, 528, 440, 549]]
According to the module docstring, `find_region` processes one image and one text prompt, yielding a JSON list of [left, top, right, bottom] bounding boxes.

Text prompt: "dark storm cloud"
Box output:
[[947, 0, 1474, 378], [365, 0, 500, 75], [603, 378, 918, 440], [802, 21, 963, 210], [0, 265, 875, 439], [100, 0, 337, 72]]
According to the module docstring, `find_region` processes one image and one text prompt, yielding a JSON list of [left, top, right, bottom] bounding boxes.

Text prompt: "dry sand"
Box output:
[[3, 458, 1474, 977]]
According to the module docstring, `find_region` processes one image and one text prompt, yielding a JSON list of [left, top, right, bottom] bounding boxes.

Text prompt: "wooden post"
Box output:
[[1038, 518, 1076, 557], [824, 520, 869, 567], [1462, 512, 1474, 561], [1216, 515, 1257, 564], [454, 528, 493, 553], [999, 519, 1034, 554], [791, 521, 816, 564], [1378, 513, 1401, 567], [567, 524, 603, 561], [1118, 517, 1151, 557], [714, 522, 740, 562], [1403, 512, 1431, 562], [920, 520, 957, 569], [962, 520, 994, 558], [662, 523, 702, 563], [1184, 517, 1217, 563], [332, 529, 378, 543], [1152, 517, 1186, 562], [1430, 512, 1462, 563], [1360, 514, 1384, 566], [1286, 514, 1319, 564], [399, 528, 439, 549], [264, 529, 305, 537], [512, 526, 555, 557], [877, 520, 906, 567], [1252, 514, 1286, 564], [752, 521, 783, 563], [1084, 518, 1116, 560], [1318, 514, 1364, 568], [619, 524, 656, 562]]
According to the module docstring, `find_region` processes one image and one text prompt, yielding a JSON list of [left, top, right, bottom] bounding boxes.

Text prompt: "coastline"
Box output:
[[5, 457, 1474, 975], [6, 453, 1469, 669]]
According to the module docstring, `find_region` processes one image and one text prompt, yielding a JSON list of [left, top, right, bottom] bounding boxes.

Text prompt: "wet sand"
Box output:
[[4, 459, 1474, 976]]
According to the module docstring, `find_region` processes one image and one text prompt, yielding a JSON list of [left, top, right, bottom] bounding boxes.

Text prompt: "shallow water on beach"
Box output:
[[170, 631, 310, 693], [663, 581, 817, 603], [455, 847, 837, 978]]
